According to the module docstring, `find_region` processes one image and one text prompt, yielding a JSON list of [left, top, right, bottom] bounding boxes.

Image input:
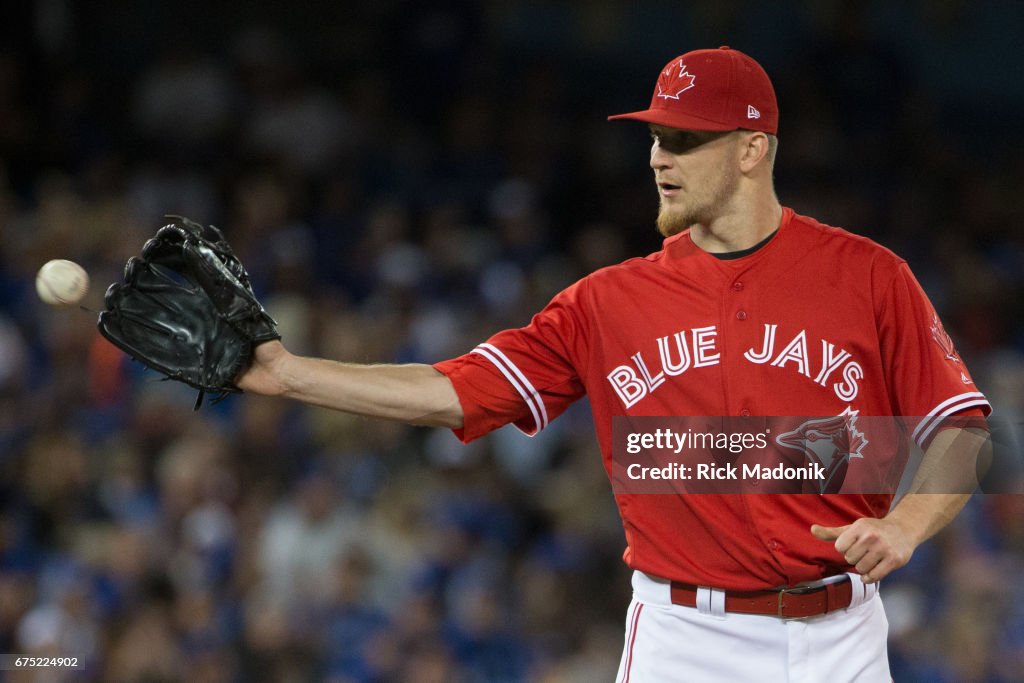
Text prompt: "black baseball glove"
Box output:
[[97, 216, 280, 408]]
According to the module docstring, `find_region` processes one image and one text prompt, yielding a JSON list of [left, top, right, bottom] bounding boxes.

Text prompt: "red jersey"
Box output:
[[434, 207, 990, 590]]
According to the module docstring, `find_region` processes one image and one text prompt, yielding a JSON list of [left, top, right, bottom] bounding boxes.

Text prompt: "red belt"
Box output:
[[669, 576, 853, 619]]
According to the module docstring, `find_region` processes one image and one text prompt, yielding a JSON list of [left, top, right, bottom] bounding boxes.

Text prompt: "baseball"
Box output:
[[36, 259, 90, 306]]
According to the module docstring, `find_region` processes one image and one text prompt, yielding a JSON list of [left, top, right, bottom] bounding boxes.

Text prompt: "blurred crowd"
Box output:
[[1, 1, 1023, 681]]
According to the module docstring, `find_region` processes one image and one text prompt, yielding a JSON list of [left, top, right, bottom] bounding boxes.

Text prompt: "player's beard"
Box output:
[[656, 163, 741, 237]]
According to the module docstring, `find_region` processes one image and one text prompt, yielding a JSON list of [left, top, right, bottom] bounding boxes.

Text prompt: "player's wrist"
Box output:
[[882, 498, 938, 548], [238, 340, 291, 397], [265, 341, 296, 397]]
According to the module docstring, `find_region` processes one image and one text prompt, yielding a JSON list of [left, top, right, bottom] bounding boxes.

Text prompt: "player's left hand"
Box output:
[[97, 215, 280, 407], [810, 518, 916, 584]]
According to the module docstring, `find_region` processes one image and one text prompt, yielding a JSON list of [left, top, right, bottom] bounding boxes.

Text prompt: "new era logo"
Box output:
[[747, 105, 761, 119]]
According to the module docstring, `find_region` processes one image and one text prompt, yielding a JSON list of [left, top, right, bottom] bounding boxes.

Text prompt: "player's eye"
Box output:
[[653, 132, 697, 154], [653, 130, 730, 154]]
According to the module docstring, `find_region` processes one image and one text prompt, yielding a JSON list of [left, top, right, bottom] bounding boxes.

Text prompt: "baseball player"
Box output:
[[236, 47, 991, 682]]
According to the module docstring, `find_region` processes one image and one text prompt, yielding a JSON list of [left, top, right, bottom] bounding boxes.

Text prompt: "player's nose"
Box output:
[[650, 142, 674, 170]]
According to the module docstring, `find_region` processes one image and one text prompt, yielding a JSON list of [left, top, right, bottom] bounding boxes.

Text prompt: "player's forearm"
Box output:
[[883, 492, 970, 548], [813, 426, 988, 582], [260, 346, 464, 428], [885, 426, 989, 544]]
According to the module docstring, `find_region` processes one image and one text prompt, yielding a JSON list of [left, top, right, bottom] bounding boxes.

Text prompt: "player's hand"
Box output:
[[810, 518, 916, 584], [236, 339, 290, 397]]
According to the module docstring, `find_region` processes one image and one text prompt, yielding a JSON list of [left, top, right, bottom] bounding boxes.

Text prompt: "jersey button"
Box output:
[[767, 540, 780, 551], [740, 409, 751, 417], [732, 281, 744, 291], [736, 310, 748, 320]]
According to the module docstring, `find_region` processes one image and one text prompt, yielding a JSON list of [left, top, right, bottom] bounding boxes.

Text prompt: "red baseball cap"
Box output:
[[608, 46, 778, 135]]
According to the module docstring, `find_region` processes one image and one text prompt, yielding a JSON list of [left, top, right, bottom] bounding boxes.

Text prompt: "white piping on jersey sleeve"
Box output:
[[471, 343, 550, 436], [911, 391, 990, 447]]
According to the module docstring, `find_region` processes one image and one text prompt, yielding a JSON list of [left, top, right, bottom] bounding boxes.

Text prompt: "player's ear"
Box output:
[[737, 132, 769, 173]]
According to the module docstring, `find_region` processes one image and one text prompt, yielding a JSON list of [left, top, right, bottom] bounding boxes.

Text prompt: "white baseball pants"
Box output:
[[616, 571, 891, 683]]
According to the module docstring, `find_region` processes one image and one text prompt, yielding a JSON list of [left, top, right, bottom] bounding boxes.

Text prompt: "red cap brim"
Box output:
[[607, 108, 739, 131]]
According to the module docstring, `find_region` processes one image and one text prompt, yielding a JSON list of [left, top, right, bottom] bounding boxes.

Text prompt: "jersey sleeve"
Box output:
[[433, 280, 590, 443], [876, 261, 991, 448]]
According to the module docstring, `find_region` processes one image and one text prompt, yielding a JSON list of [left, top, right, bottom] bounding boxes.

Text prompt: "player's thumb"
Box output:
[[810, 524, 847, 541]]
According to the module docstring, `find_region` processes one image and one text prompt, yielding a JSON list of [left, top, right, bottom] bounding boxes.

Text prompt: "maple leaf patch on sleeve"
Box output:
[[930, 312, 973, 384], [930, 312, 961, 364]]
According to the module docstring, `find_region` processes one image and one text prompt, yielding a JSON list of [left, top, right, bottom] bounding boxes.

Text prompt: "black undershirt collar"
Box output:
[[709, 229, 778, 260]]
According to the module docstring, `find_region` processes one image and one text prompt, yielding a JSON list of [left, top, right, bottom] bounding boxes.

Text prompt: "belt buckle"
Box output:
[[776, 584, 817, 620]]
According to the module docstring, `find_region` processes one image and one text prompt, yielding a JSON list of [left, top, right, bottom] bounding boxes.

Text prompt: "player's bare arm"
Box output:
[[811, 426, 990, 583], [237, 340, 464, 428]]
